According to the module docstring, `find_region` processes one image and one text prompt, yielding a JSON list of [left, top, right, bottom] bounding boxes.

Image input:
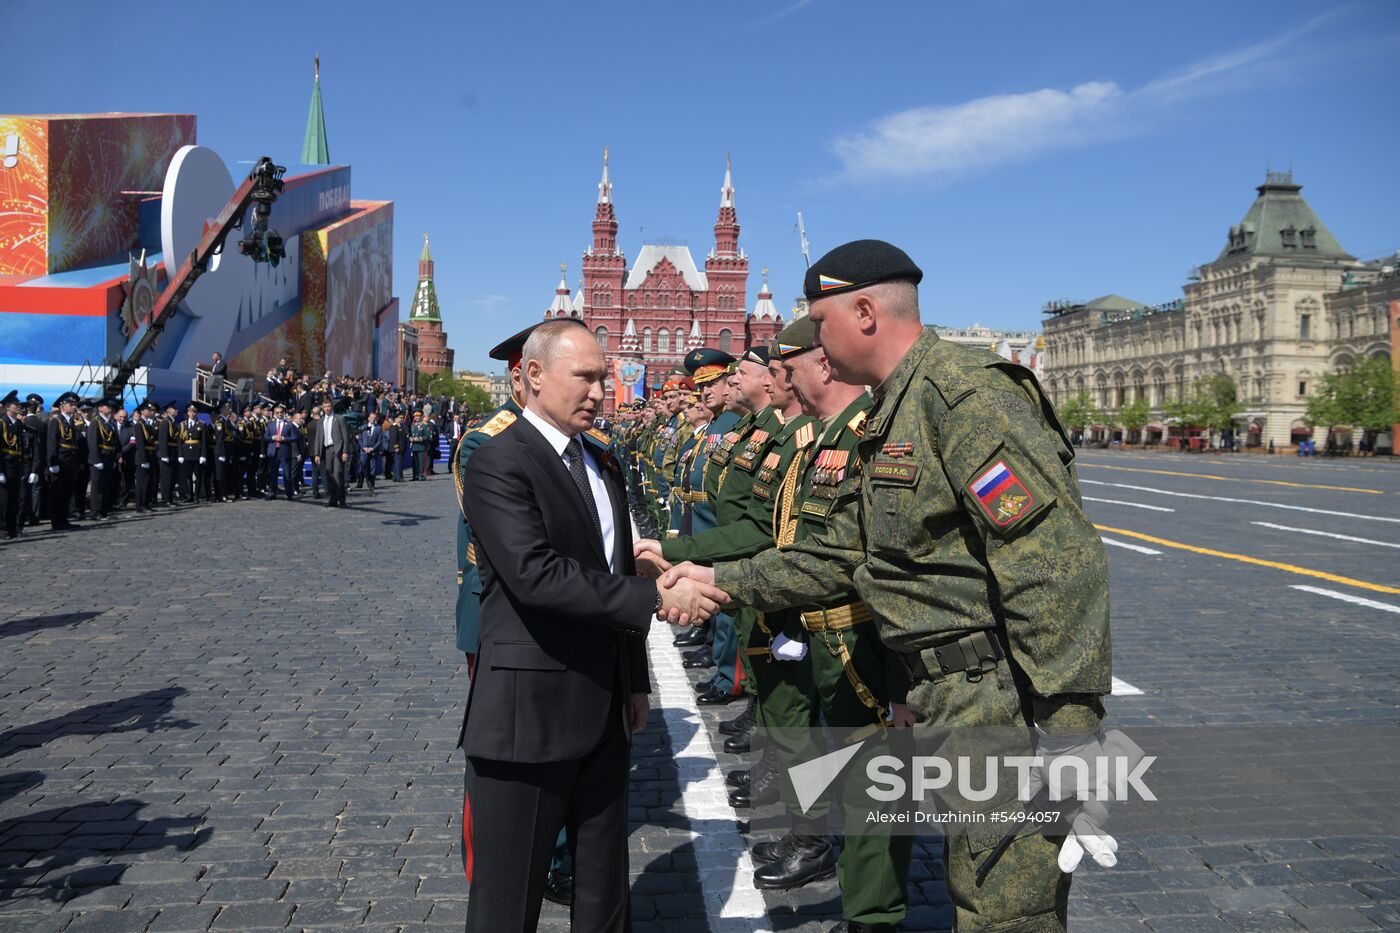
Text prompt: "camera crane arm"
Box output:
[[104, 156, 286, 397]]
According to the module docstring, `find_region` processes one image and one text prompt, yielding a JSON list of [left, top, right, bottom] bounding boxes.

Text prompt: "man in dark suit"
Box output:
[[263, 405, 299, 500], [356, 412, 387, 494], [312, 398, 351, 507], [460, 320, 722, 932], [208, 351, 228, 404]]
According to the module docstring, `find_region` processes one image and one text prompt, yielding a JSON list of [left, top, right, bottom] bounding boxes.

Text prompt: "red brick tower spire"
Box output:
[[704, 154, 748, 341], [713, 153, 739, 257], [582, 147, 625, 332]]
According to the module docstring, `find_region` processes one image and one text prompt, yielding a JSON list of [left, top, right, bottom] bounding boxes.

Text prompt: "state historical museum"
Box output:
[[544, 151, 783, 412]]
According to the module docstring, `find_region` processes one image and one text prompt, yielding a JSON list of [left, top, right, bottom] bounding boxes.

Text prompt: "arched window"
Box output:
[[658, 328, 670, 353], [643, 328, 652, 352], [718, 329, 733, 354], [595, 326, 608, 350]]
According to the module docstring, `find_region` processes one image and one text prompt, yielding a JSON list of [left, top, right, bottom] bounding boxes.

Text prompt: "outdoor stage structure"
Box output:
[[0, 112, 401, 406]]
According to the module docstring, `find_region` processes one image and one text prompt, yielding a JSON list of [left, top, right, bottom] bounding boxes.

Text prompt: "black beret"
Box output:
[[803, 239, 922, 302], [489, 318, 586, 363], [740, 345, 770, 366]]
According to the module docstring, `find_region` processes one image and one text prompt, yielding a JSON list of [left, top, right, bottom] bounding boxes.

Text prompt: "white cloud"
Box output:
[[829, 17, 1334, 183], [831, 81, 1122, 181]]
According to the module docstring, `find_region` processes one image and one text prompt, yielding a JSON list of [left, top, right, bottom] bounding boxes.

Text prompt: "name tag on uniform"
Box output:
[[751, 482, 773, 500], [868, 461, 919, 484], [800, 499, 831, 518]]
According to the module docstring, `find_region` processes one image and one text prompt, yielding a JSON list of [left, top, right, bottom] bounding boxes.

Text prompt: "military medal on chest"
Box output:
[[757, 451, 782, 483]]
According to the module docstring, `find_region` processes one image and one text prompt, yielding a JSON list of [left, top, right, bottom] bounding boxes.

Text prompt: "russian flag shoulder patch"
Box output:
[[968, 459, 1034, 528]]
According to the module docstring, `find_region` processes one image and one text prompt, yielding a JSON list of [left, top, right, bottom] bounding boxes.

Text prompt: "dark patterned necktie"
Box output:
[[564, 437, 604, 545]]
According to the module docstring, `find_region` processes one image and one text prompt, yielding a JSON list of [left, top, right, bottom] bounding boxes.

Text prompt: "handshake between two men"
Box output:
[[637, 538, 728, 626]]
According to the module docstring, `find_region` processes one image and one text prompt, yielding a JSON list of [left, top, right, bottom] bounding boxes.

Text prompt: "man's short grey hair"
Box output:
[[521, 320, 587, 371], [871, 280, 920, 321]]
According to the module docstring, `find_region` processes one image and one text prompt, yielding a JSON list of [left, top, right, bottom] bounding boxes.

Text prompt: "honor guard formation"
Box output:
[[0, 372, 477, 539]]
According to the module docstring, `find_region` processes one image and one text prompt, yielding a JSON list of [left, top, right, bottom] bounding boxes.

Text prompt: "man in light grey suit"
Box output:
[[312, 398, 351, 507]]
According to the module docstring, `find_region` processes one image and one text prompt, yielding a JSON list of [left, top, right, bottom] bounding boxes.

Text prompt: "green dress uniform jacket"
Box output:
[[684, 409, 739, 535], [453, 397, 523, 657], [714, 327, 1111, 734], [667, 423, 704, 536]]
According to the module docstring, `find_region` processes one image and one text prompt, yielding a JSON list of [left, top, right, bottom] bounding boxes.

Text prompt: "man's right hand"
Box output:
[[656, 576, 727, 626], [48, 465, 59, 474]]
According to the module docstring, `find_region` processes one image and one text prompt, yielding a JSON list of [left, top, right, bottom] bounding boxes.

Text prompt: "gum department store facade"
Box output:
[[1040, 172, 1398, 450]]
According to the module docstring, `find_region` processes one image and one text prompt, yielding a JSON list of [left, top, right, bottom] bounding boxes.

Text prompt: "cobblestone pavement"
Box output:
[[1, 453, 1398, 932]]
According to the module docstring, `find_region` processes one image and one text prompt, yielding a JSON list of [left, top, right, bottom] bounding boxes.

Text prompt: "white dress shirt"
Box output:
[[322, 413, 334, 446], [522, 405, 616, 572]]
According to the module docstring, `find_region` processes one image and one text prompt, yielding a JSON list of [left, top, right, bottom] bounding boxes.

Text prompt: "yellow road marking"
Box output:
[[1094, 525, 1400, 595], [1081, 463, 1382, 495]]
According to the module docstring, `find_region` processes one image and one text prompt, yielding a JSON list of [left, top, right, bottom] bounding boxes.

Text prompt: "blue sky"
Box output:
[[11, 0, 1399, 372]]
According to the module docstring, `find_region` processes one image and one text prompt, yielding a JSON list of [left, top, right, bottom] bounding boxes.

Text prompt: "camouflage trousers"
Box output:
[[905, 657, 1070, 933]]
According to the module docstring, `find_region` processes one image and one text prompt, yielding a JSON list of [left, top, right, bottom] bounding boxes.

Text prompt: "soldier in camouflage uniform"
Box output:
[[666, 240, 1112, 933], [755, 315, 916, 925]]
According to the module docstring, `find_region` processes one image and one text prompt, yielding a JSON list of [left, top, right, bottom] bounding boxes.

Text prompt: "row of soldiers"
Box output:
[[617, 239, 1114, 933], [618, 331, 912, 931], [0, 389, 444, 538]]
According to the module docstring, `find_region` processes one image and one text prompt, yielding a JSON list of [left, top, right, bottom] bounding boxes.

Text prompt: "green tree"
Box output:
[[1306, 357, 1400, 440], [1118, 397, 1150, 443], [1351, 356, 1400, 435], [419, 370, 492, 415], [1056, 392, 1101, 434], [1197, 373, 1243, 431]]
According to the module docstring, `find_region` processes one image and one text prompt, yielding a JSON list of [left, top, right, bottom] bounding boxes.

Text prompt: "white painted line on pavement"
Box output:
[[1081, 479, 1400, 525], [1083, 496, 1175, 513], [646, 620, 768, 926], [1289, 585, 1400, 615], [1100, 536, 1163, 555], [1251, 521, 1400, 550], [1111, 677, 1145, 696]]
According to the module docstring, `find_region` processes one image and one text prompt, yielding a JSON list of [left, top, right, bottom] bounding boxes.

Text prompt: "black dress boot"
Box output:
[[752, 835, 837, 890], [728, 763, 779, 808], [719, 696, 756, 735]]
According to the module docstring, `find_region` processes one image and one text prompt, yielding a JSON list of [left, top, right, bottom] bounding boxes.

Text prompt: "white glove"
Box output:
[[0, 473, 5, 485], [177, 457, 184, 463], [94, 462, 104, 470], [161, 456, 169, 463], [28, 473, 37, 484], [141, 462, 150, 469], [1022, 728, 1147, 872], [49, 465, 59, 474], [199, 457, 207, 465], [218, 456, 225, 462], [770, 632, 809, 662]]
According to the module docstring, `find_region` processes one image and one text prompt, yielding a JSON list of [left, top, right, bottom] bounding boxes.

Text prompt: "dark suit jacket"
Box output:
[[312, 414, 351, 458], [460, 416, 654, 764], [263, 419, 300, 458]]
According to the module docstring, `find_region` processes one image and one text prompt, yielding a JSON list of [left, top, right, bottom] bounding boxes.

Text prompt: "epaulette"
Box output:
[[793, 422, 815, 450], [848, 410, 867, 438], [586, 427, 611, 446], [477, 410, 517, 438]]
